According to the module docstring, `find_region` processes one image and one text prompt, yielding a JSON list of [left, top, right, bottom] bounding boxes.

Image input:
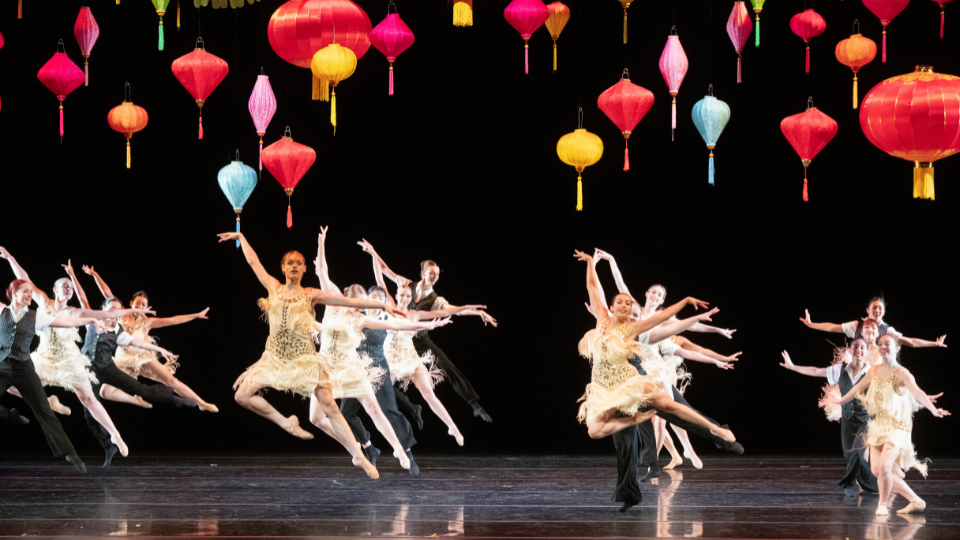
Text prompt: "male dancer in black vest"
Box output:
[[1, 281, 92, 472], [375, 257, 497, 423]]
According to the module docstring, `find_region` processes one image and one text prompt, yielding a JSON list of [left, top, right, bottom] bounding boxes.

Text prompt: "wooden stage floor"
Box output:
[[0, 455, 957, 538]]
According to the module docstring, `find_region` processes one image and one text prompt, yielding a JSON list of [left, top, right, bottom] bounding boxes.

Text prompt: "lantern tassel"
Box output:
[[178, 1, 181, 30], [942, 10, 945, 39], [159, 18, 165, 51], [708, 152, 715, 186], [331, 88, 337, 135], [18, 0, 22, 19], [803, 168, 809, 202], [671, 98, 677, 141], [453, 0, 473, 27], [199, 115, 203, 140], [312, 75, 320, 100], [553, 42, 557, 72], [259, 138, 263, 171], [623, 10, 628, 44], [737, 54, 742, 84], [755, 17, 760, 47], [236, 218, 241, 248], [59, 104, 64, 138], [389, 65, 394, 95], [126, 141, 131, 169], [913, 163, 935, 200], [624, 142, 629, 172], [805, 45, 810, 73], [576, 175, 583, 212], [524, 43, 529, 75], [853, 76, 859, 109], [882, 29, 887, 63], [287, 196, 293, 228], [84, 61, 89, 87]]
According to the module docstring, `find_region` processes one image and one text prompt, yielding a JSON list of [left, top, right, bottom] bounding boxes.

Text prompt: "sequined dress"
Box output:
[[113, 315, 177, 379], [383, 325, 443, 391], [233, 287, 325, 398], [859, 366, 928, 476], [577, 320, 664, 424], [318, 306, 384, 399], [30, 303, 98, 391]]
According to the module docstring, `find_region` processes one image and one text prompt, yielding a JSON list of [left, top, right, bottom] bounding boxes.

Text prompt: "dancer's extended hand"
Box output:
[[426, 317, 453, 330], [685, 297, 709, 310], [479, 311, 498, 327], [383, 304, 407, 319], [81, 265, 96, 276], [935, 335, 948, 348], [928, 392, 944, 404], [724, 351, 742, 363], [780, 351, 795, 369], [196, 308, 211, 320], [715, 360, 735, 370], [593, 248, 613, 262], [130, 308, 156, 317], [217, 232, 244, 243], [800, 309, 814, 327], [931, 408, 951, 418], [694, 307, 719, 322], [717, 328, 737, 339], [358, 238, 376, 255], [319, 226, 328, 242], [0, 247, 11, 260], [61, 259, 77, 276], [159, 349, 179, 363], [573, 250, 593, 263]]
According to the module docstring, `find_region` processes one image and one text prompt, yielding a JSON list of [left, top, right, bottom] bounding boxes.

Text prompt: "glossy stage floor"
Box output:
[[0, 455, 957, 539]]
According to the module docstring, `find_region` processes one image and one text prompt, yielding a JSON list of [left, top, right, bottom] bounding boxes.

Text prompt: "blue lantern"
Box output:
[[218, 158, 258, 248], [691, 85, 731, 186]]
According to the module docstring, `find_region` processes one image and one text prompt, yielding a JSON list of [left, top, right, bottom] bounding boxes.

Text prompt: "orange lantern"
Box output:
[[544, 2, 570, 72], [835, 21, 877, 109], [107, 83, 149, 169]]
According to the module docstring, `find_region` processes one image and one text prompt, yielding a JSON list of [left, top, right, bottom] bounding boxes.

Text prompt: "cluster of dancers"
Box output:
[[0, 232, 497, 478], [574, 247, 950, 514]]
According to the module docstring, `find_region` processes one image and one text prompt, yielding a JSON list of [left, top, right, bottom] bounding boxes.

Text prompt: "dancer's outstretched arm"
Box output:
[[898, 368, 950, 417], [80, 265, 115, 299], [64, 260, 92, 310], [0, 247, 47, 306], [128, 337, 179, 365], [675, 347, 736, 369], [311, 289, 406, 317], [645, 309, 720, 344], [625, 300, 713, 341], [50, 317, 98, 329], [778, 350, 828, 377], [149, 308, 210, 329], [799, 309, 845, 333], [829, 376, 872, 405], [898, 334, 947, 349], [373, 250, 412, 288], [315, 227, 340, 294], [674, 335, 742, 363], [574, 250, 609, 327], [60, 260, 151, 319], [363, 316, 452, 332], [217, 232, 280, 292], [358, 239, 396, 306], [593, 249, 631, 297], [411, 304, 488, 320]]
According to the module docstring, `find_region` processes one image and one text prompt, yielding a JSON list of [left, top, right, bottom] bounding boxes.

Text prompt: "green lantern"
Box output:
[[151, 0, 171, 50], [750, 0, 766, 47]]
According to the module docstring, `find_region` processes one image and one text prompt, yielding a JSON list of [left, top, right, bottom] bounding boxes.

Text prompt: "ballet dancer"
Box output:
[[81, 266, 217, 412], [801, 298, 946, 348], [825, 333, 950, 515], [219, 231, 404, 479], [780, 341, 879, 496]]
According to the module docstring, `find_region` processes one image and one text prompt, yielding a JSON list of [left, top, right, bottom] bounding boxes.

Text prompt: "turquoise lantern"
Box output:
[[218, 156, 258, 248], [691, 84, 731, 186]]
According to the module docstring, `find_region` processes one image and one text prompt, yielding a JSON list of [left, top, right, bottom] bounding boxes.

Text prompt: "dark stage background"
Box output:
[[1, 1, 958, 458]]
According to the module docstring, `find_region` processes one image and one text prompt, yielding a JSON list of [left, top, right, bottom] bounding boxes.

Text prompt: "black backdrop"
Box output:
[[1, 0, 958, 457]]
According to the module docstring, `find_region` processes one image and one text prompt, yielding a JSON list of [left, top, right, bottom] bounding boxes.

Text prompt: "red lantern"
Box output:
[[597, 69, 655, 172], [369, 1, 415, 96], [268, 0, 372, 99], [780, 97, 838, 202], [863, 0, 909, 62], [789, 9, 826, 74], [504, 0, 550, 75], [860, 66, 960, 200], [73, 6, 99, 87], [261, 127, 317, 228], [171, 38, 229, 140], [37, 42, 85, 139], [934, 0, 955, 38]]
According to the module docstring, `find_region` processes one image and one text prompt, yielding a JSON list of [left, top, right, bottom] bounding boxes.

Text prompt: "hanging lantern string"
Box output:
[[388, 0, 397, 14], [577, 106, 583, 129], [807, 96, 814, 109], [622, 67, 629, 80], [235, 8, 240, 152]]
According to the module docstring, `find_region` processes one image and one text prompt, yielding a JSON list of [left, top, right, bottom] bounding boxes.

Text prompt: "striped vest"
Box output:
[[0, 308, 39, 362]]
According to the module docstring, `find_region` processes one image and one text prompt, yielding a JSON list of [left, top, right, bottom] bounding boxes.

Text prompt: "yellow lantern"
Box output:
[[310, 43, 357, 134], [557, 109, 604, 211]]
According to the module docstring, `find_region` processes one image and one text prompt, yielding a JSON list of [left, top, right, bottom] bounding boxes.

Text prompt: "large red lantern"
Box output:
[[597, 69, 655, 172], [860, 66, 960, 200], [268, 0, 372, 99], [780, 97, 838, 202], [863, 0, 909, 62], [261, 127, 317, 228], [504, 0, 550, 75], [369, 1, 415, 96], [171, 38, 229, 140], [37, 42, 86, 139], [789, 9, 826, 74]]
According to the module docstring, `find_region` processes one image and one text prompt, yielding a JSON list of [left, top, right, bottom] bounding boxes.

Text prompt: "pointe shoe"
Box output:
[[395, 450, 411, 470], [663, 455, 682, 470], [198, 402, 219, 413], [110, 435, 129, 457], [876, 504, 889, 516], [709, 425, 736, 443], [353, 455, 379, 479], [134, 396, 153, 409], [897, 500, 926, 514], [683, 449, 703, 469], [284, 415, 314, 440], [448, 429, 465, 446], [896, 468, 906, 479], [66, 452, 87, 473], [48, 395, 72, 416]]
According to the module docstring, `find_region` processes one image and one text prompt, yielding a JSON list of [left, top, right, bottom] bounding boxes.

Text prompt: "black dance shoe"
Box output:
[[844, 486, 862, 497], [406, 450, 420, 477], [412, 405, 424, 430], [66, 452, 87, 473], [6, 408, 30, 425], [640, 468, 661, 482], [364, 445, 381, 467], [103, 445, 119, 468], [472, 405, 492, 423], [618, 501, 638, 513]]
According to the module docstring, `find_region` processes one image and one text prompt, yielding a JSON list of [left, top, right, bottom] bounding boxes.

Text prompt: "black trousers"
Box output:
[[0, 359, 76, 457], [414, 334, 480, 406], [92, 363, 191, 408], [839, 416, 878, 492], [340, 356, 416, 450]]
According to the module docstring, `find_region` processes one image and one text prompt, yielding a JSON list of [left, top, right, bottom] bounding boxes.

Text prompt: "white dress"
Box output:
[[383, 324, 442, 391], [638, 331, 691, 394], [860, 366, 928, 476], [30, 303, 98, 392], [317, 306, 384, 399], [114, 315, 177, 379]]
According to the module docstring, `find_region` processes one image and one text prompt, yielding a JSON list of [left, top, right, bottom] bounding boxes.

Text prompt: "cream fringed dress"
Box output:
[[577, 320, 664, 425], [233, 287, 325, 398], [639, 332, 691, 395], [317, 306, 385, 399], [383, 328, 443, 391], [859, 366, 928, 476], [114, 315, 178, 379], [30, 303, 98, 391]]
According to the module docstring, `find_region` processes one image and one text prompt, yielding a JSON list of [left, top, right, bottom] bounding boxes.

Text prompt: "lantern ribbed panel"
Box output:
[[598, 78, 654, 171], [863, 0, 909, 62], [781, 106, 839, 201], [557, 128, 603, 211], [171, 49, 230, 102], [37, 52, 85, 136], [261, 135, 317, 227], [268, 0, 372, 69], [790, 9, 826, 74], [369, 12, 415, 95], [659, 34, 688, 139], [726, 2, 752, 83], [73, 7, 99, 86], [692, 95, 731, 185], [107, 101, 149, 168], [218, 161, 258, 212], [453, 0, 473, 27], [248, 75, 277, 135], [836, 34, 877, 109], [544, 2, 570, 70]]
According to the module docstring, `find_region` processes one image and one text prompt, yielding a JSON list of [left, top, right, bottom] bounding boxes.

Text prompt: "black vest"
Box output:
[[838, 367, 871, 423], [0, 308, 38, 362], [358, 327, 388, 363], [409, 289, 439, 341], [80, 323, 121, 371]]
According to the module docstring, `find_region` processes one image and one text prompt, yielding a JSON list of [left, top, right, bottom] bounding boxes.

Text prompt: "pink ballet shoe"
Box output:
[[684, 449, 703, 469], [284, 415, 314, 440], [448, 429, 464, 446], [663, 455, 683, 470], [897, 500, 926, 514], [110, 435, 129, 457], [709, 425, 736, 443], [394, 450, 411, 470], [48, 395, 71, 416], [876, 504, 889, 516], [198, 402, 219, 413], [353, 455, 379, 479], [133, 396, 153, 409]]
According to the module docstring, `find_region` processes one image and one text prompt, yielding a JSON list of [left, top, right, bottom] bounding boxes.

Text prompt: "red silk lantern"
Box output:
[[261, 127, 317, 228], [268, 0, 372, 99], [37, 42, 85, 139], [835, 22, 877, 109], [780, 98, 838, 202], [934, 0, 955, 38], [171, 38, 229, 140], [107, 83, 149, 169], [860, 66, 960, 200], [597, 69, 655, 172], [659, 27, 688, 141], [790, 9, 826, 74], [0, 30, 4, 49], [504, 0, 550, 75], [73, 5, 99, 87], [369, 2, 415, 96], [726, 1, 752, 84], [863, 0, 909, 62]]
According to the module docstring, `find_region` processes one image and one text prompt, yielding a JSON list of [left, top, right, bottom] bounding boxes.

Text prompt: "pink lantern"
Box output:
[[248, 74, 277, 171], [726, 1, 752, 84], [659, 27, 688, 141], [369, 1, 416, 96], [73, 5, 99, 87], [0, 30, 5, 50], [504, 0, 550, 75], [789, 9, 826, 74], [37, 42, 86, 138], [597, 69, 655, 172]]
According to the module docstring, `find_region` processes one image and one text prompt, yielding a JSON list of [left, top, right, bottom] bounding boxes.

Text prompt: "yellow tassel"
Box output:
[[913, 163, 935, 200], [312, 75, 320, 100], [18, 0, 22, 18], [853, 76, 858, 109], [331, 88, 337, 134], [177, 1, 181, 29], [576, 175, 583, 211], [319, 79, 330, 102], [453, 1, 473, 27], [623, 11, 628, 44], [553, 43, 557, 71], [126, 141, 131, 169]]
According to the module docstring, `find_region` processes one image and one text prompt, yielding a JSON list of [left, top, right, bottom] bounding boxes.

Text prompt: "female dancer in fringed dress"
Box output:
[[825, 333, 950, 515], [801, 298, 947, 348], [0, 249, 156, 461], [219, 232, 403, 479], [80, 266, 217, 412], [311, 228, 456, 471], [591, 249, 738, 469], [574, 249, 735, 443], [359, 239, 486, 446]]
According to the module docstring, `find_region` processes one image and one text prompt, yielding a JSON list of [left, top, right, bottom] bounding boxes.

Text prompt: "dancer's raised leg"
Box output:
[[358, 395, 411, 470], [75, 386, 128, 456], [99, 384, 152, 409], [140, 360, 217, 412], [657, 417, 683, 469], [671, 426, 703, 469], [234, 379, 313, 440], [314, 387, 380, 478], [413, 366, 463, 445]]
